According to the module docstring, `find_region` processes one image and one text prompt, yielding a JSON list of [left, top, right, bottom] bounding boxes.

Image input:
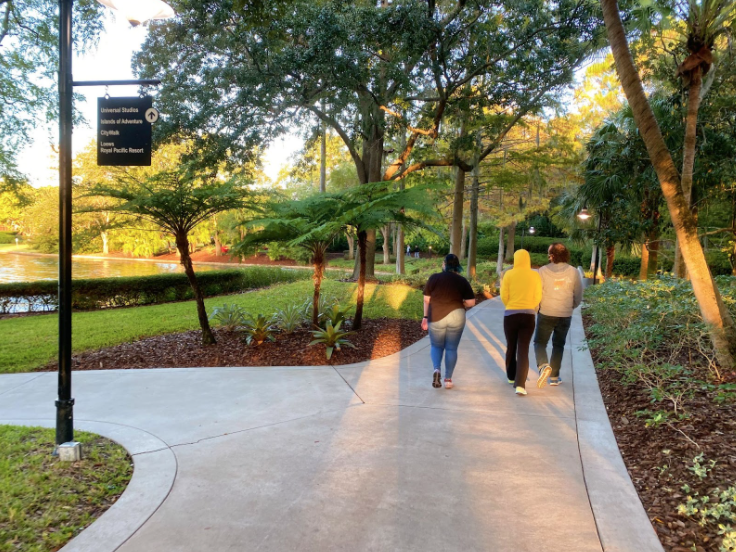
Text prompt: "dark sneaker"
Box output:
[[549, 377, 562, 386], [433, 371, 442, 388], [537, 364, 552, 388]]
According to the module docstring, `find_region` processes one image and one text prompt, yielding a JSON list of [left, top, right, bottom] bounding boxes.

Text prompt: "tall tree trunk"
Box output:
[[396, 225, 405, 275], [639, 238, 650, 281], [459, 220, 468, 261], [176, 232, 216, 345], [354, 230, 368, 331], [352, 230, 376, 280], [346, 231, 354, 260], [601, 0, 736, 368], [605, 245, 615, 279], [648, 208, 661, 277], [496, 227, 505, 277], [467, 157, 480, 278], [450, 166, 466, 256], [101, 231, 109, 255], [381, 225, 391, 264], [648, 232, 660, 277], [311, 246, 326, 328], [319, 120, 327, 193], [467, 132, 481, 277], [674, 67, 703, 278], [504, 223, 515, 262]]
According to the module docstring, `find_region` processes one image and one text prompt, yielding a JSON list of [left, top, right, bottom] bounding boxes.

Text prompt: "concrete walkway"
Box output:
[[0, 298, 663, 552]]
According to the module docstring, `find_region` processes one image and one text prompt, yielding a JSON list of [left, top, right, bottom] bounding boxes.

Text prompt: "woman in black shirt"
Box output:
[[421, 254, 476, 389]]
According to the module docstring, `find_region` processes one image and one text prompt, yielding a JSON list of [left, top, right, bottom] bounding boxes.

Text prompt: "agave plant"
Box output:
[[242, 314, 276, 345], [274, 303, 306, 333], [309, 320, 355, 360], [302, 295, 336, 325], [320, 303, 354, 329], [209, 304, 247, 331]]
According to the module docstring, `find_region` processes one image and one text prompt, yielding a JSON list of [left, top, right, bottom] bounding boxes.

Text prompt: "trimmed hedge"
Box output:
[[0, 232, 17, 244], [0, 267, 311, 314]]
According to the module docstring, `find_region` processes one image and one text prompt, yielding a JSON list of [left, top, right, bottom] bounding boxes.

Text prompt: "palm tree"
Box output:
[[87, 170, 252, 345], [234, 194, 341, 328], [600, 0, 736, 369], [304, 182, 435, 330], [672, 0, 735, 276]]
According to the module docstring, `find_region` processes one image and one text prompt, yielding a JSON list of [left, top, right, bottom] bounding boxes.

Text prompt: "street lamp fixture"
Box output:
[[577, 207, 603, 286], [55, 0, 174, 453], [529, 226, 535, 235]]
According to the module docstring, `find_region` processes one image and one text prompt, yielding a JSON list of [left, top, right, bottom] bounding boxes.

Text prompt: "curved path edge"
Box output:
[[570, 313, 665, 552], [0, 418, 176, 552]]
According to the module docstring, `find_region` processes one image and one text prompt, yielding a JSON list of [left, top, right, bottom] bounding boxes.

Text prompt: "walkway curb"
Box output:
[[0, 418, 176, 552], [570, 312, 665, 552]]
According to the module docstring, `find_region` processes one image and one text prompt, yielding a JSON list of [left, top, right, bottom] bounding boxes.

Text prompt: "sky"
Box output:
[[15, 12, 302, 188]]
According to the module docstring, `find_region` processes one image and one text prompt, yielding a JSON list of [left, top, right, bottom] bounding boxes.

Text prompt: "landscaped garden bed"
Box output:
[[583, 276, 736, 552], [40, 317, 426, 371], [0, 426, 133, 552]]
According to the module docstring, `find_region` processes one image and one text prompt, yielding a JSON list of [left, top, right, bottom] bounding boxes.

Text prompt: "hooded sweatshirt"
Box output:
[[500, 250, 542, 313], [538, 262, 583, 317]]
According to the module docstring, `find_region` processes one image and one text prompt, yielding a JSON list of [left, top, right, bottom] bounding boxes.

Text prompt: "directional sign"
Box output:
[[97, 96, 154, 166]]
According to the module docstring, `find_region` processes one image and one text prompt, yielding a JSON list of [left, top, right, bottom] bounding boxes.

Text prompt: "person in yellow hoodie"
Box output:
[[500, 249, 542, 396]]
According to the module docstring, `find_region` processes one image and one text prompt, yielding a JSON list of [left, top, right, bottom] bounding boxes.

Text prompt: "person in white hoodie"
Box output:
[[534, 243, 583, 388]]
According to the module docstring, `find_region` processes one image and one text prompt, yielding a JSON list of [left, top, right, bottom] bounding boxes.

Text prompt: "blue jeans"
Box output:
[[429, 308, 466, 379], [533, 313, 572, 378]]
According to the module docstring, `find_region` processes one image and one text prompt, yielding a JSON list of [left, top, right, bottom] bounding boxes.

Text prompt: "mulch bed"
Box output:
[[585, 315, 736, 552], [40, 318, 427, 372]]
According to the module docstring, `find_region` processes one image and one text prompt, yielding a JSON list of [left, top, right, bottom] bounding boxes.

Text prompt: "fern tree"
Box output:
[[233, 195, 341, 328], [86, 169, 253, 345], [302, 182, 435, 330]]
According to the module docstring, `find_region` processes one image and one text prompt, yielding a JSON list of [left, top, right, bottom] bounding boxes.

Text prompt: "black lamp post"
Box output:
[[55, 0, 173, 449], [520, 224, 535, 250]]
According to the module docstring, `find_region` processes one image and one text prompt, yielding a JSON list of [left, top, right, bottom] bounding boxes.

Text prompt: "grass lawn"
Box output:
[[0, 244, 30, 252], [0, 425, 133, 552], [0, 279, 424, 373]]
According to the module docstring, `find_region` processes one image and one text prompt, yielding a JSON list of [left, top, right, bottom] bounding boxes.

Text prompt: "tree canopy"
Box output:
[[0, 0, 104, 188]]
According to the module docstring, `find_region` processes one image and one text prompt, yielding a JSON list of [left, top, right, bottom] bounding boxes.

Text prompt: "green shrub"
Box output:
[[0, 267, 310, 314], [0, 231, 17, 244], [309, 320, 355, 360], [209, 304, 248, 330], [242, 313, 277, 345], [274, 303, 306, 333]]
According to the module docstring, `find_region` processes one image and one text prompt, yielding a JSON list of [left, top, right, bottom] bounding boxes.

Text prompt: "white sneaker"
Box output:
[[515, 387, 527, 396], [537, 364, 552, 388], [444, 378, 453, 389]]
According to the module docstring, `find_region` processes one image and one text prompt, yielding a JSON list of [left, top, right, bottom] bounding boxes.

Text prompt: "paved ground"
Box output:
[[0, 298, 663, 552]]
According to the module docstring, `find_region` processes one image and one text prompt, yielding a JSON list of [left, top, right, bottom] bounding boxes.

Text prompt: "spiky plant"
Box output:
[[309, 321, 355, 360], [209, 304, 248, 331], [242, 314, 276, 346]]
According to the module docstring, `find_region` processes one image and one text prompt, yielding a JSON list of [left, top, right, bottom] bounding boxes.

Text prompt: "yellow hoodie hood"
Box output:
[[500, 249, 542, 311], [513, 249, 531, 270]]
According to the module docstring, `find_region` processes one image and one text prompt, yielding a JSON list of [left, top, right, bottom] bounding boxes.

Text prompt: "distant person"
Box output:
[[421, 254, 476, 389], [534, 243, 583, 387], [500, 249, 542, 396], [414, 246, 420, 258], [406, 244, 411, 257]]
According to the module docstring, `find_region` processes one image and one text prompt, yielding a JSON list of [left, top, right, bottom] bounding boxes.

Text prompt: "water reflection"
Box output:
[[0, 252, 224, 283]]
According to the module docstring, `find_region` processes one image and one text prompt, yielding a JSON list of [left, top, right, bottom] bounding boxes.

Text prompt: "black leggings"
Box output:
[[504, 314, 536, 389]]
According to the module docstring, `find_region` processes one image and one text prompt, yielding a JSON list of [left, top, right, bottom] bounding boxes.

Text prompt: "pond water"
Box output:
[[0, 252, 225, 284]]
